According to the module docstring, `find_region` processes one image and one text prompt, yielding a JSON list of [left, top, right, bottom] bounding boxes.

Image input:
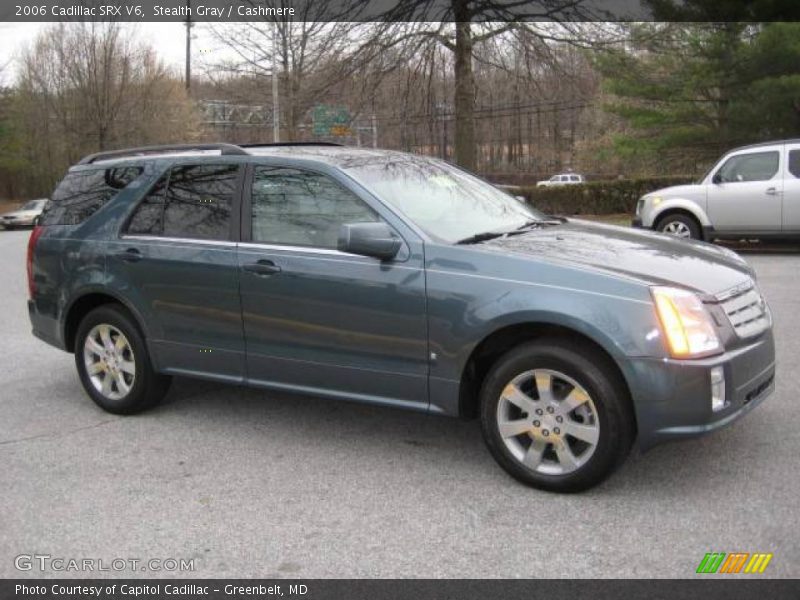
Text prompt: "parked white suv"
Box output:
[[634, 140, 800, 240], [536, 173, 585, 187]]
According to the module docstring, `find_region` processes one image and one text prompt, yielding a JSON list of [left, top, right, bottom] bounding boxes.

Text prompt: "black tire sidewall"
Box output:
[[74, 305, 162, 414], [480, 340, 633, 493], [657, 214, 701, 239]]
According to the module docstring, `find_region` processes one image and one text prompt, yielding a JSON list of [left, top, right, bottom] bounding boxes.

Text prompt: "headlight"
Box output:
[[637, 195, 662, 215], [651, 286, 721, 358]]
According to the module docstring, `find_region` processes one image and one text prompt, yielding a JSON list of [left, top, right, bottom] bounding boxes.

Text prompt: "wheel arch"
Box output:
[[652, 200, 710, 228], [63, 290, 150, 355], [458, 321, 636, 436]]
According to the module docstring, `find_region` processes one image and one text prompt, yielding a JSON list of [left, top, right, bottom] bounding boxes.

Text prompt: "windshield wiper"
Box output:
[[506, 219, 563, 236], [456, 219, 563, 245], [455, 231, 508, 245]]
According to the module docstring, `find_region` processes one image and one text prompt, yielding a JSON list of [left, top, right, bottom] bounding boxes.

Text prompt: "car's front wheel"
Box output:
[[480, 339, 635, 492], [75, 304, 171, 414], [656, 213, 701, 239]]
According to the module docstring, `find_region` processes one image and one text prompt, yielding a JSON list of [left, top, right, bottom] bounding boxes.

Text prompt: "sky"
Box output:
[[0, 22, 210, 84]]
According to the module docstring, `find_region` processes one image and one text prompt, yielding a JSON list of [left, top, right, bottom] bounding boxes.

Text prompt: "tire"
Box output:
[[656, 213, 701, 240], [74, 304, 171, 415], [479, 339, 635, 493]]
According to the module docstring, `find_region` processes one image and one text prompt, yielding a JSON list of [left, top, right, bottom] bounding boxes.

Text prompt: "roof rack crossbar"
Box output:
[[237, 142, 344, 148], [77, 143, 249, 165]]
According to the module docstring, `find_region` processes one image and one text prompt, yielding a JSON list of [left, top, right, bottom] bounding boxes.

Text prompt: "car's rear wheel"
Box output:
[[656, 213, 701, 239], [75, 305, 171, 414], [480, 339, 634, 492]]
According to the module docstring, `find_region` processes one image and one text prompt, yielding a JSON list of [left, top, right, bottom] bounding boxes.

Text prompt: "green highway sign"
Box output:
[[312, 105, 352, 136]]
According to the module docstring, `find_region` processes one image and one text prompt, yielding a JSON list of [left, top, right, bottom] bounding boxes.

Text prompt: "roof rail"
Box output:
[[77, 143, 249, 165], [729, 138, 800, 153], [238, 142, 344, 148]]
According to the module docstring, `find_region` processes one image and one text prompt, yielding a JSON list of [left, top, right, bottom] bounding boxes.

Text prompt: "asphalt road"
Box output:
[[1, 228, 798, 579]]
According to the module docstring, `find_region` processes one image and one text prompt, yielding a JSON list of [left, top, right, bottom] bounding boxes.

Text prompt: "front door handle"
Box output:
[[116, 248, 142, 262], [765, 187, 781, 196], [243, 259, 282, 276]]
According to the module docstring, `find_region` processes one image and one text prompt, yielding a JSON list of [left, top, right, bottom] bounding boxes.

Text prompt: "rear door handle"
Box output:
[[765, 187, 781, 196], [243, 259, 281, 276], [116, 248, 142, 262]]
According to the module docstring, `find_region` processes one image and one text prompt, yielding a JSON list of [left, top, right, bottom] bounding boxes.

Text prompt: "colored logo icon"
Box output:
[[696, 552, 773, 574]]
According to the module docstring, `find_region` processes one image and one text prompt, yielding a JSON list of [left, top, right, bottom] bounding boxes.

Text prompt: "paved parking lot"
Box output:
[[1, 229, 798, 578]]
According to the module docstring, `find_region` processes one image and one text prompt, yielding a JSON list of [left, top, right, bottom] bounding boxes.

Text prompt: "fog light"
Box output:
[[711, 366, 726, 412]]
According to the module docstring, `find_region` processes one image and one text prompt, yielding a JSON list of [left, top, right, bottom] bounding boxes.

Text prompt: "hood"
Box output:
[[481, 219, 753, 297], [651, 183, 702, 198]]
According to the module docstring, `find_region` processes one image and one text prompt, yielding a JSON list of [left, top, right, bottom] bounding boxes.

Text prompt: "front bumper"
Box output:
[[631, 216, 644, 228], [629, 329, 775, 450], [1, 217, 34, 227]]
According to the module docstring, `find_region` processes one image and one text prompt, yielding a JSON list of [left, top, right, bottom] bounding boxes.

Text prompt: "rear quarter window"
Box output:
[[41, 166, 144, 226]]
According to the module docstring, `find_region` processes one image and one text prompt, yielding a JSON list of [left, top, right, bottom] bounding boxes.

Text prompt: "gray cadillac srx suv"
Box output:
[[27, 143, 776, 492]]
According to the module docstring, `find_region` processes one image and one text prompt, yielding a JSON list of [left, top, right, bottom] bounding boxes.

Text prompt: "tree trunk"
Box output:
[[453, 0, 476, 171]]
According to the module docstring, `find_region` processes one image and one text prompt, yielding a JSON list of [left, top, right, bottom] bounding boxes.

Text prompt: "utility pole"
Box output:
[[184, 0, 192, 92], [371, 114, 378, 149], [272, 21, 280, 143]]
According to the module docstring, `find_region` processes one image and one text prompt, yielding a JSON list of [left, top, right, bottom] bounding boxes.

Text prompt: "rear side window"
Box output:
[[126, 164, 239, 240], [41, 166, 143, 226], [789, 149, 800, 178]]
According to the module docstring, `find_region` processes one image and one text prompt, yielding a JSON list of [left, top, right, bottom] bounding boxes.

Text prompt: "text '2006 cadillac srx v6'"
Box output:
[[27, 143, 775, 492]]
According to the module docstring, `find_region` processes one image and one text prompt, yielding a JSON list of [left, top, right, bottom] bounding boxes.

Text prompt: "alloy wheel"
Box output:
[[83, 323, 136, 400], [496, 369, 600, 475], [662, 221, 691, 238]]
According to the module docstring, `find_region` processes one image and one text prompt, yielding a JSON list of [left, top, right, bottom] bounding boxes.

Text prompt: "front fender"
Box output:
[[424, 263, 663, 416]]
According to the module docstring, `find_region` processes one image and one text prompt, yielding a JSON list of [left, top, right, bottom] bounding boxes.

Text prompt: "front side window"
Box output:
[[789, 149, 800, 178], [346, 156, 546, 244], [716, 151, 779, 183], [126, 164, 238, 240], [42, 166, 144, 226], [250, 167, 379, 249]]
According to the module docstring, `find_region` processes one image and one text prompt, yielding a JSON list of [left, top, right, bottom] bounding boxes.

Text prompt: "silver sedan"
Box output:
[[0, 199, 47, 229]]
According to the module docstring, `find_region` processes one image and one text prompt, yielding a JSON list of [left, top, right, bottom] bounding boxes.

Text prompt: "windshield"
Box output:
[[345, 156, 546, 243], [21, 199, 46, 211]]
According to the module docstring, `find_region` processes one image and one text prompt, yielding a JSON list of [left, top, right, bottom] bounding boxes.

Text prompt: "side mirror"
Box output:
[[712, 172, 723, 184], [338, 222, 401, 261]]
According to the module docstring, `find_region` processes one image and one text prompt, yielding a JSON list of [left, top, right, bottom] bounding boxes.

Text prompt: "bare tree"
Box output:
[[378, 1, 617, 171], [15, 23, 198, 193], [205, 2, 402, 141]]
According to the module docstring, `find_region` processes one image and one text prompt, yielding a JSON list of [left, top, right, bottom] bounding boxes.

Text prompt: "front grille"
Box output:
[[717, 284, 770, 339]]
